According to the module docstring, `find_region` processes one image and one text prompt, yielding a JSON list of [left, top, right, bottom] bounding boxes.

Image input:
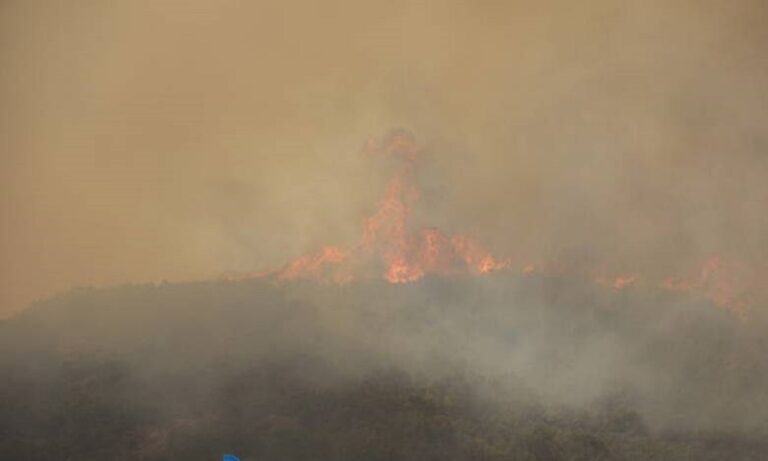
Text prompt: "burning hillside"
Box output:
[[3, 132, 766, 459], [269, 130, 511, 284], [234, 131, 759, 318]]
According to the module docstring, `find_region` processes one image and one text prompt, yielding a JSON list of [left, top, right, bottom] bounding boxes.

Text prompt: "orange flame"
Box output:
[[595, 274, 638, 291], [277, 246, 349, 282], [247, 130, 759, 319], [270, 130, 511, 284], [660, 256, 753, 318]]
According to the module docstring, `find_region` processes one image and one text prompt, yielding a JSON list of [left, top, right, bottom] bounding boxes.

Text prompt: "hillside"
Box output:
[[2, 275, 767, 460]]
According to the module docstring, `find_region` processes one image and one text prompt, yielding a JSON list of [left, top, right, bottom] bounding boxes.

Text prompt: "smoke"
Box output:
[[2, 2, 768, 455], [4, 274, 768, 439], [2, 0, 767, 316]]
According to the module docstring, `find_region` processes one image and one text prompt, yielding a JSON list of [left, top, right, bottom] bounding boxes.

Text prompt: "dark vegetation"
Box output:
[[1, 276, 767, 460]]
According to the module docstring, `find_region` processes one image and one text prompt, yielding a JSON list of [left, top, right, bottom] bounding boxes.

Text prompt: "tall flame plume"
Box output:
[[233, 130, 760, 319], [273, 130, 510, 284]]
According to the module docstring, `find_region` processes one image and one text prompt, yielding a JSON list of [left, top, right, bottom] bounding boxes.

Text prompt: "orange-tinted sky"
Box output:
[[2, 0, 768, 316]]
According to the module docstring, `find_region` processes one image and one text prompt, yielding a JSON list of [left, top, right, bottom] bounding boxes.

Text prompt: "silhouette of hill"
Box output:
[[2, 275, 767, 460]]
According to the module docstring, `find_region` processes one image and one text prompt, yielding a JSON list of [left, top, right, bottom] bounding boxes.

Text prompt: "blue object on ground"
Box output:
[[223, 455, 240, 461]]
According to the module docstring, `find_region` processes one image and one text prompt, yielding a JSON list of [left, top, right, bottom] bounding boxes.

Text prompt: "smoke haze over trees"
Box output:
[[2, 1, 768, 459], [3, 276, 768, 459]]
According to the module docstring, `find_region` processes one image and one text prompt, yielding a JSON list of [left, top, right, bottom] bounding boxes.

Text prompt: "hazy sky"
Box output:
[[2, 0, 767, 316]]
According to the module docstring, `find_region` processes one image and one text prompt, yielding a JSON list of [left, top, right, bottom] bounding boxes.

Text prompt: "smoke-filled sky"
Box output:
[[2, 0, 767, 316]]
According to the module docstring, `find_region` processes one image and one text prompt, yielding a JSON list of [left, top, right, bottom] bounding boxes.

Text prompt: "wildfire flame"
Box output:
[[272, 130, 510, 284], [596, 274, 639, 291], [660, 256, 754, 318], [242, 130, 759, 318]]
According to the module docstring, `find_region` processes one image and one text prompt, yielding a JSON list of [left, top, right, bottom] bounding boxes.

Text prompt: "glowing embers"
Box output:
[[277, 246, 350, 283], [595, 273, 639, 291], [661, 256, 754, 318]]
